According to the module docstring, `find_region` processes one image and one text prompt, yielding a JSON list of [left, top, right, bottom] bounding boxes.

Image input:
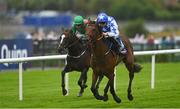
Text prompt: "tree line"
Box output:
[[6, 0, 180, 21]]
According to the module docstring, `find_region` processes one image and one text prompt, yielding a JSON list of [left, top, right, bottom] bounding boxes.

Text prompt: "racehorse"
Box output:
[[57, 29, 104, 97], [85, 21, 142, 103]]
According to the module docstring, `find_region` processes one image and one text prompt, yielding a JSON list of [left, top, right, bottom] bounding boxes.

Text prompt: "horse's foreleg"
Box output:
[[103, 80, 110, 102], [108, 72, 121, 103], [61, 66, 69, 96], [77, 68, 88, 97], [91, 72, 98, 97], [91, 72, 104, 100], [96, 74, 104, 89], [82, 68, 88, 88], [94, 74, 104, 99]]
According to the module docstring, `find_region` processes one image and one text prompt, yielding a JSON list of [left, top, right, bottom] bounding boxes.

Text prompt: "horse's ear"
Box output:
[[69, 29, 73, 34], [69, 29, 74, 36]]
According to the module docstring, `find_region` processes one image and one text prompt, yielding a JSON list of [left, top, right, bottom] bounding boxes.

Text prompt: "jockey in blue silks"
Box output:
[[97, 12, 127, 54]]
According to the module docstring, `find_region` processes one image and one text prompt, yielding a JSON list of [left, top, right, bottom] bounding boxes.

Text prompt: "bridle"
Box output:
[[86, 24, 112, 56], [60, 32, 80, 49], [86, 24, 103, 43], [60, 32, 88, 58]]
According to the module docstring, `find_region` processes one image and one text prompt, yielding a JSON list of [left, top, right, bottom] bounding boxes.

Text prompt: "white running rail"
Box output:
[[0, 49, 180, 101]]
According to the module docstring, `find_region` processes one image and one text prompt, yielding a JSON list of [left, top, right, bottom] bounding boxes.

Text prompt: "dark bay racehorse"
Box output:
[[85, 21, 142, 103], [57, 29, 91, 97], [58, 29, 105, 97]]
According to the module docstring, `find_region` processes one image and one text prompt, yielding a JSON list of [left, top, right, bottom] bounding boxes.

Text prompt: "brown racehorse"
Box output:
[[85, 21, 142, 103]]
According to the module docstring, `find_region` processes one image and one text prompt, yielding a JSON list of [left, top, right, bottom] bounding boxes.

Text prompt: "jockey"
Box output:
[[97, 12, 127, 54], [72, 15, 88, 40]]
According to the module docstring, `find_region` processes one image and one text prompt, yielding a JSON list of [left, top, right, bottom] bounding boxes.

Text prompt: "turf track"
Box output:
[[0, 62, 180, 108]]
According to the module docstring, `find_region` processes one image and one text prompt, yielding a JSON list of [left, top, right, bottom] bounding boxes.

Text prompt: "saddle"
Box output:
[[103, 37, 120, 55]]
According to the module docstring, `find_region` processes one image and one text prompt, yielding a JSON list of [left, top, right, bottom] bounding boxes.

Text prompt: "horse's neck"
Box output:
[[68, 43, 84, 56], [92, 39, 108, 57]]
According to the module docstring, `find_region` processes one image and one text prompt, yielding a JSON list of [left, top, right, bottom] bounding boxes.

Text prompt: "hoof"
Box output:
[[62, 89, 67, 96], [128, 94, 134, 101], [96, 95, 104, 100], [77, 93, 83, 97], [115, 98, 121, 103], [84, 85, 88, 88], [103, 94, 108, 102], [113, 96, 121, 103]]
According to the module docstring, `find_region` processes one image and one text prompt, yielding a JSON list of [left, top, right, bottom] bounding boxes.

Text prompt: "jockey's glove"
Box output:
[[76, 34, 85, 39], [103, 32, 109, 38]]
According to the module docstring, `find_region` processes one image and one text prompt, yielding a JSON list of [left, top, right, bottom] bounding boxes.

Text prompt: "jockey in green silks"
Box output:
[[72, 16, 88, 40]]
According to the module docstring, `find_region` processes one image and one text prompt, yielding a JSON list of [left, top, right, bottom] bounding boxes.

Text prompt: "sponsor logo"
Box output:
[[1, 44, 27, 66]]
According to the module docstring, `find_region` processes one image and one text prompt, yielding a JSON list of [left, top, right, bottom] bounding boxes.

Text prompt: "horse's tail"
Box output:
[[133, 63, 142, 73]]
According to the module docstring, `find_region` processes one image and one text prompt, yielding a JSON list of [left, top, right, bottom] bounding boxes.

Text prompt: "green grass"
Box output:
[[0, 62, 180, 108]]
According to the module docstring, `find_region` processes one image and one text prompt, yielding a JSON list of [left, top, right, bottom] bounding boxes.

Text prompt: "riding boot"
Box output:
[[115, 37, 127, 54]]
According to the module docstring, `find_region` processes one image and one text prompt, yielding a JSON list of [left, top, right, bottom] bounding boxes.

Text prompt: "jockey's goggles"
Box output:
[[76, 24, 83, 27], [99, 22, 106, 26]]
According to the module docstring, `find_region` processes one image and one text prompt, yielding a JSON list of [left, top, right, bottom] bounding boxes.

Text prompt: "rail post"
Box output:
[[19, 62, 23, 101], [151, 54, 156, 89], [65, 59, 69, 95]]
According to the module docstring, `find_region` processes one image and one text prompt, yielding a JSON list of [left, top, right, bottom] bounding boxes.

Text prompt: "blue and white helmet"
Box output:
[[97, 12, 108, 24]]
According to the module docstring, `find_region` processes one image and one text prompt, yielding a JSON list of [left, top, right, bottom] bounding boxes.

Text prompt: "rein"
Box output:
[[97, 35, 103, 40], [105, 43, 113, 56], [89, 34, 112, 56], [67, 47, 88, 58]]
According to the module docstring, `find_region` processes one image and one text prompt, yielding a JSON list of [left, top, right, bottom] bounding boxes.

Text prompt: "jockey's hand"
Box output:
[[103, 32, 109, 38], [76, 34, 84, 39], [83, 19, 89, 24]]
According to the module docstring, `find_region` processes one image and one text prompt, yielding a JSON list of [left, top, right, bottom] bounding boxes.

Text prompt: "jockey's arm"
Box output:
[[106, 17, 119, 38], [72, 24, 76, 34], [76, 33, 85, 38], [83, 19, 89, 24]]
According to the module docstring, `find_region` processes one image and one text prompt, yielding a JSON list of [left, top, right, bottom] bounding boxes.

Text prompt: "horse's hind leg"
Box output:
[[108, 72, 121, 103], [128, 72, 134, 101], [78, 68, 88, 97], [123, 59, 135, 101]]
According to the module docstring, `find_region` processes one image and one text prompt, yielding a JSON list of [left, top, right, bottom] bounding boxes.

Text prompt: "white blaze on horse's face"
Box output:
[[60, 34, 66, 44]]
